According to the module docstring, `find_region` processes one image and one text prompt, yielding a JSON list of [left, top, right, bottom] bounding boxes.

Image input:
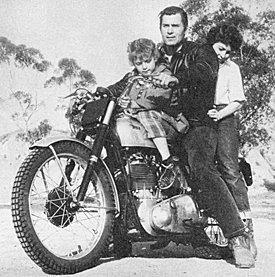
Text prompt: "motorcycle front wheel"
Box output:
[[11, 141, 115, 274]]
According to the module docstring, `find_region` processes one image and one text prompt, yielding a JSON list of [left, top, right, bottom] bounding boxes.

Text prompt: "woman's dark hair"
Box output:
[[206, 23, 243, 51], [159, 6, 188, 33]]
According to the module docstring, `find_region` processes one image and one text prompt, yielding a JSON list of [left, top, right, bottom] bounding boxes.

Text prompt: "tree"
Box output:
[[0, 37, 52, 142], [44, 58, 97, 134], [9, 91, 52, 145], [16, 119, 52, 145], [182, 0, 275, 154], [10, 90, 38, 132], [44, 58, 96, 91], [0, 37, 51, 71]]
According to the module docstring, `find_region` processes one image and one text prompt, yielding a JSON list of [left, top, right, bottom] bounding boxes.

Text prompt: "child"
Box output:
[[108, 38, 185, 188]]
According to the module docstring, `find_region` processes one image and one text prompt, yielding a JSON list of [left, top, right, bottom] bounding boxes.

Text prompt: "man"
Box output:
[[154, 6, 255, 268]]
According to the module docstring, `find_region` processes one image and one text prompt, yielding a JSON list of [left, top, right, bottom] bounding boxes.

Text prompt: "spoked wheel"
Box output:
[[204, 217, 228, 247], [11, 141, 116, 274], [192, 217, 231, 260]]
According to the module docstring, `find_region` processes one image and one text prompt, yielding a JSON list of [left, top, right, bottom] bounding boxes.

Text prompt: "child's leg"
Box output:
[[152, 137, 170, 161], [136, 110, 170, 160], [137, 110, 177, 188]]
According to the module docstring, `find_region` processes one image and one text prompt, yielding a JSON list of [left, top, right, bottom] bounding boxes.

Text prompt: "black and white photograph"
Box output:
[[1, 0, 275, 276]]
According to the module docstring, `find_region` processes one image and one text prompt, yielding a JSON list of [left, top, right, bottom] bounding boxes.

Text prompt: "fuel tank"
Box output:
[[115, 116, 156, 148]]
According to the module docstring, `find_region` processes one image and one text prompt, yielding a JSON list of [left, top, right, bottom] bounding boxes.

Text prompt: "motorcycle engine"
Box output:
[[128, 152, 204, 235], [129, 153, 158, 191]]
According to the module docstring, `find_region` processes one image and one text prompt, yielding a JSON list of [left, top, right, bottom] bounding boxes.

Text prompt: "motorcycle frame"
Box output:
[[29, 95, 156, 230], [75, 95, 158, 234], [30, 95, 196, 237]]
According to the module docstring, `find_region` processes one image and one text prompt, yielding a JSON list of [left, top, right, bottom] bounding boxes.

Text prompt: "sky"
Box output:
[[1, 0, 275, 86], [0, 0, 182, 86]]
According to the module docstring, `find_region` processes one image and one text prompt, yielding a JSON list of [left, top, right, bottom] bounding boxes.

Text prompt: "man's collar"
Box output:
[[159, 40, 186, 56]]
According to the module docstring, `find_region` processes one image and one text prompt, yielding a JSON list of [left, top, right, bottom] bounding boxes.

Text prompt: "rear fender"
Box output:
[[30, 136, 120, 215]]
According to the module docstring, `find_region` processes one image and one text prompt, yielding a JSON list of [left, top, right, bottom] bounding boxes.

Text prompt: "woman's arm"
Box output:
[[208, 101, 244, 121]]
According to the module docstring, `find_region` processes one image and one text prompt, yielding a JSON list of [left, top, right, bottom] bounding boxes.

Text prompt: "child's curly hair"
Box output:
[[127, 38, 160, 66], [206, 23, 243, 51]]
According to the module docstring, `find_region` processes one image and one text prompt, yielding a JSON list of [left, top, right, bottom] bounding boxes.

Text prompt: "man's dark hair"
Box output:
[[159, 6, 188, 33], [206, 23, 243, 51]]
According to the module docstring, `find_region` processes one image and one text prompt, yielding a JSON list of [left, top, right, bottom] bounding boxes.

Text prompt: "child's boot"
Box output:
[[159, 156, 179, 189]]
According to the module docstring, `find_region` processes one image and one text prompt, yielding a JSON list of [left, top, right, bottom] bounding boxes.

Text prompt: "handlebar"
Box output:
[[67, 74, 177, 115], [94, 87, 113, 98], [67, 86, 114, 116], [128, 74, 178, 89]]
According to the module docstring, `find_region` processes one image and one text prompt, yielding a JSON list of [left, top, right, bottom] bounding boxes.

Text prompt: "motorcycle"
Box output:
[[12, 80, 235, 274]]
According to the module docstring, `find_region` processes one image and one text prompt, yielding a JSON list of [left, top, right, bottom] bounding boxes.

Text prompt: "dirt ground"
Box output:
[[1, 191, 275, 277]]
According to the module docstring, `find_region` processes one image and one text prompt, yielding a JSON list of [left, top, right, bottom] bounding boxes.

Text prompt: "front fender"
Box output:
[[30, 136, 89, 150], [30, 136, 120, 215]]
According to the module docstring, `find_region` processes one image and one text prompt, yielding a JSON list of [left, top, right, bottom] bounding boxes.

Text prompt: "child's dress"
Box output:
[[108, 63, 188, 139]]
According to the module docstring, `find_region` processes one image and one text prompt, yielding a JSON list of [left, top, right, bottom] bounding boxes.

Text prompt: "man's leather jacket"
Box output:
[[159, 40, 219, 126]]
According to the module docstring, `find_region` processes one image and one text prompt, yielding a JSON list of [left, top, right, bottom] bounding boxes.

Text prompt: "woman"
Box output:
[[206, 23, 257, 260]]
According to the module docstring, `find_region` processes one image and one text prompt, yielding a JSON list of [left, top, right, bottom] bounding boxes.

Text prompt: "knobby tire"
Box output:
[[11, 141, 115, 274]]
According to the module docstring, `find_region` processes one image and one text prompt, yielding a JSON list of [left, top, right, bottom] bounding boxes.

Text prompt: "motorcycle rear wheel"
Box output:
[[193, 244, 231, 259], [193, 217, 231, 260], [11, 141, 115, 274]]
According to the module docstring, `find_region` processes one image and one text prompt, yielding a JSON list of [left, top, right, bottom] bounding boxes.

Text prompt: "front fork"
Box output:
[[76, 98, 116, 203]]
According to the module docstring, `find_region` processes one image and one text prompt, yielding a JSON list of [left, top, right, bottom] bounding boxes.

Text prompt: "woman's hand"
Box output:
[[207, 107, 221, 121], [208, 102, 243, 121]]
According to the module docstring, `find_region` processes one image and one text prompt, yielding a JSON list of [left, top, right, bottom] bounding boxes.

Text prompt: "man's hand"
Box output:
[[153, 73, 179, 88]]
